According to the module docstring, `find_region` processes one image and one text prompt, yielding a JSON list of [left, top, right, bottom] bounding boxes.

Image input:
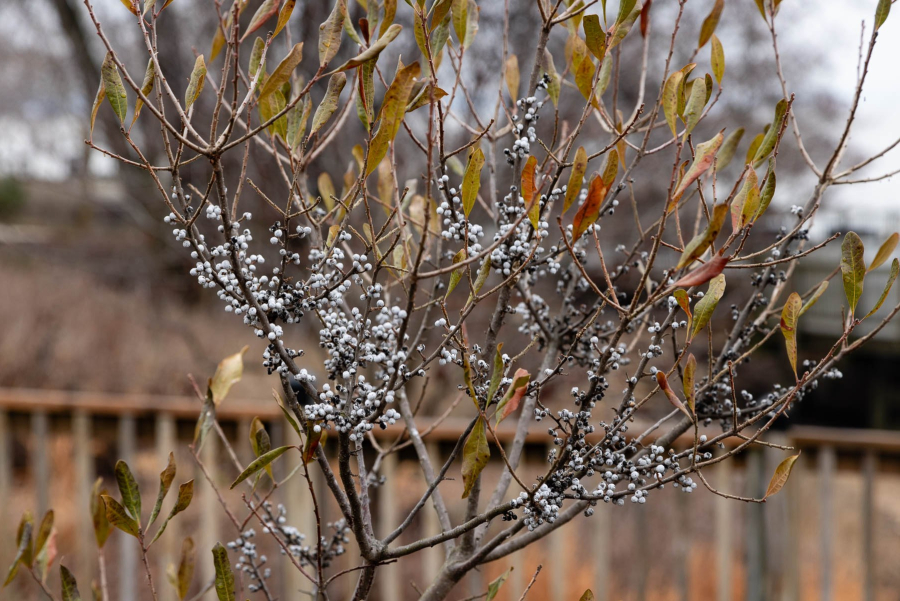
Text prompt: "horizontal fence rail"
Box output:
[[1, 388, 899, 601]]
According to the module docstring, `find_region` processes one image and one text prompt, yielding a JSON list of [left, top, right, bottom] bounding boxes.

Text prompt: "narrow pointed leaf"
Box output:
[[697, 0, 723, 48], [715, 127, 744, 172], [690, 273, 726, 339], [563, 147, 588, 214], [486, 344, 504, 404], [710, 34, 725, 84], [656, 371, 693, 421], [114, 460, 141, 523], [670, 132, 723, 205], [572, 174, 605, 242], [446, 248, 467, 298], [310, 72, 347, 136], [259, 43, 303, 100], [319, 0, 347, 66], [184, 55, 206, 109], [273, 0, 296, 38], [210, 346, 247, 406], [841, 231, 866, 315], [583, 14, 606, 59], [231, 446, 293, 489], [466, 256, 492, 304], [3, 521, 32, 586], [683, 354, 696, 411], [150, 480, 194, 544], [752, 99, 787, 167], [673, 253, 728, 288], [175, 537, 195, 600], [486, 567, 512, 601], [461, 417, 490, 499], [677, 202, 729, 269], [780, 292, 802, 379], [662, 70, 684, 137], [132, 59, 156, 126], [60, 565, 81, 601], [799, 281, 828, 317], [90, 479, 111, 548], [461, 147, 485, 218], [34, 511, 54, 558], [733, 168, 760, 230], [756, 161, 776, 220], [505, 55, 519, 102], [101, 52, 127, 124], [764, 454, 800, 499], [495, 368, 530, 425], [148, 452, 176, 527], [875, 0, 891, 30], [101, 496, 140, 538], [683, 75, 708, 134], [89, 81, 105, 136], [521, 155, 539, 229], [674, 289, 693, 332], [365, 60, 420, 175], [212, 543, 235, 601], [863, 258, 899, 320], [333, 24, 402, 72], [868, 232, 898, 272], [241, 0, 280, 41]]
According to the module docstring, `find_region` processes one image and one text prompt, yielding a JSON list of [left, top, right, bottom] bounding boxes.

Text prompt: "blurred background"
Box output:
[[1, 0, 900, 599]]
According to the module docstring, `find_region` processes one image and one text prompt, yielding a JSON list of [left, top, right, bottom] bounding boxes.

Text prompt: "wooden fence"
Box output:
[[1, 388, 898, 601]]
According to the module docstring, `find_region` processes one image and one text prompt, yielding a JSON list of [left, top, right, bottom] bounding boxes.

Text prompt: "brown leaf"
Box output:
[[656, 371, 693, 422], [673, 253, 729, 288], [461, 417, 490, 498], [764, 453, 800, 499]]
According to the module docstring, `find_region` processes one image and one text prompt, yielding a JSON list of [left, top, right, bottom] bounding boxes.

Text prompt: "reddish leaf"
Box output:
[[673, 253, 729, 288], [669, 132, 724, 209], [656, 371, 693, 422]]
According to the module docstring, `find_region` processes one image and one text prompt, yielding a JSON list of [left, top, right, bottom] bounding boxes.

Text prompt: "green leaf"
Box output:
[[333, 23, 403, 73], [101, 495, 140, 538], [780, 292, 801, 379], [563, 146, 588, 214], [863, 258, 899, 320], [319, 0, 347, 66], [287, 94, 312, 150], [365, 60, 421, 175], [841, 231, 866, 315], [662, 70, 684, 136], [273, 0, 296, 38], [674, 289, 693, 332], [670, 132, 723, 205], [260, 89, 288, 139], [608, 0, 640, 49], [34, 510, 54, 559], [149, 452, 176, 527], [580, 591, 595, 601], [101, 52, 127, 124], [486, 567, 512, 601], [445, 248, 467, 298], [543, 48, 560, 106], [656, 371, 693, 422], [582, 14, 606, 59], [799, 281, 828, 317], [715, 127, 744, 172], [683, 75, 709, 135], [697, 0, 723, 48], [574, 53, 598, 109], [174, 537, 195, 600], [764, 454, 800, 499], [249, 37, 266, 82], [486, 344, 504, 404], [184, 55, 206, 109], [150, 480, 194, 544], [310, 72, 347, 137], [3, 519, 32, 586], [241, 0, 279, 41], [212, 543, 235, 601], [466, 256, 492, 304], [710, 34, 725, 85], [210, 346, 247, 406], [875, 0, 891, 30], [451, 0, 468, 45], [868, 232, 898, 272], [682, 354, 696, 412], [494, 368, 530, 426], [115, 460, 141, 524], [60, 565, 81, 601], [690, 273, 726, 339], [752, 99, 787, 167], [259, 43, 303, 100], [461, 147, 485, 218], [132, 58, 156, 126], [461, 417, 490, 499], [522, 155, 540, 229], [230, 446, 293, 489], [90, 478, 111, 548], [732, 168, 760, 230], [676, 202, 729, 269], [756, 160, 776, 220]]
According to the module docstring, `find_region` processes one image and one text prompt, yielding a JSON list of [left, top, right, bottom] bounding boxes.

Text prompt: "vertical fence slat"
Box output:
[[819, 446, 835, 601], [32, 410, 50, 515], [74, 410, 94, 586], [199, 432, 221, 599], [784, 450, 802, 601], [156, 413, 176, 601], [862, 450, 877, 601], [423, 442, 442, 588], [378, 452, 400, 601], [593, 498, 610, 601], [716, 457, 733, 601], [0, 409, 10, 570], [745, 450, 766, 601], [118, 414, 137, 601]]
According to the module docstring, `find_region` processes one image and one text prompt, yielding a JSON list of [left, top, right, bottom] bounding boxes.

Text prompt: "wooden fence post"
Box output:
[[118, 414, 137, 601], [156, 413, 176, 601], [862, 450, 877, 601], [423, 442, 442, 588], [378, 452, 400, 601], [745, 449, 766, 601], [818, 446, 835, 601], [593, 497, 611, 601], [32, 410, 50, 516], [73, 410, 94, 586], [0, 409, 10, 570], [783, 450, 802, 601], [716, 457, 733, 601]]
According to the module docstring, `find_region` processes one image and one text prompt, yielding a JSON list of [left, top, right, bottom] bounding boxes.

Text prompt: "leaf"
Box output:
[[486, 344, 505, 405], [3, 520, 32, 586], [715, 127, 744, 172], [451, 0, 468, 45], [333, 23, 403, 72], [495, 368, 530, 425], [690, 273, 726, 339], [863, 258, 899, 319], [365, 60, 420, 175], [169, 537, 195, 600], [682, 75, 709, 134], [752, 99, 787, 167], [461, 417, 490, 499], [211, 0, 249, 62], [504, 54, 519, 102], [486, 567, 512, 601], [521, 155, 540, 229], [841, 231, 866, 315], [89, 81, 105, 137], [241, 0, 280, 41], [101, 495, 140, 538], [543, 48, 560, 106], [799, 281, 828, 317], [212, 543, 235, 601], [582, 14, 606, 59], [210, 346, 247, 406], [150, 480, 194, 544], [670, 132, 723, 205], [303, 421, 326, 464], [273, 0, 296, 38], [446, 248, 467, 298], [780, 292, 801, 379], [101, 52, 127, 124], [118, 0, 138, 15], [35, 528, 57, 583], [608, 0, 640, 49], [406, 80, 447, 112], [382, 0, 398, 35], [319, 0, 347, 66], [259, 89, 288, 139], [259, 43, 303, 100], [462, 147, 485, 218], [875, 0, 891, 30], [466, 256, 492, 304], [662, 70, 684, 136], [132, 59, 156, 126], [656, 371, 693, 422], [183, 54, 207, 110], [674, 253, 728, 289], [34, 511, 54, 558], [757, 161, 776, 220], [60, 565, 81, 601], [677, 202, 729, 269], [231, 446, 293, 489], [193, 390, 216, 450], [710, 34, 725, 84], [90, 479, 111, 548], [674, 289, 693, 332], [580, 591, 595, 601], [697, 0, 723, 48], [148, 452, 176, 527], [733, 168, 760, 230], [574, 53, 598, 108], [115, 460, 142, 524], [764, 454, 800, 499], [309, 72, 347, 137], [869, 232, 898, 272], [563, 147, 588, 214], [682, 354, 696, 411]]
